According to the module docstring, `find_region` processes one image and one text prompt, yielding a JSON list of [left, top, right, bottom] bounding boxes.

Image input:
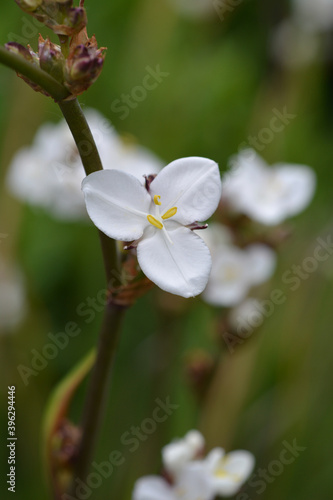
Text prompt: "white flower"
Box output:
[[292, 0, 333, 32], [223, 149, 316, 225], [228, 298, 264, 336], [271, 19, 320, 69], [132, 432, 254, 500], [133, 462, 214, 500], [162, 430, 205, 478], [204, 448, 255, 497], [6, 109, 162, 220], [0, 257, 26, 332], [82, 157, 221, 298], [200, 224, 276, 307]]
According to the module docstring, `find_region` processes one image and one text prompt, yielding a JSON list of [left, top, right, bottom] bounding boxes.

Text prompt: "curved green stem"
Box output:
[[0, 46, 70, 101], [0, 45, 126, 496]]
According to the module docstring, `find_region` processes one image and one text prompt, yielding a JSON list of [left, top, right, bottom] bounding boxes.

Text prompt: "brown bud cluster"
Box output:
[[64, 29, 106, 96], [15, 0, 87, 36], [5, 27, 106, 99]]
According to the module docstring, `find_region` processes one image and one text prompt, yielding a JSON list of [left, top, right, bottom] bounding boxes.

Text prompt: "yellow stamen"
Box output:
[[147, 214, 163, 230], [162, 207, 177, 220], [153, 195, 161, 206], [214, 470, 241, 481]]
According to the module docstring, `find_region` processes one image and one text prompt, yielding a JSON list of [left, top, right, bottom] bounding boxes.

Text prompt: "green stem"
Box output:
[[70, 304, 125, 494], [58, 99, 121, 284], [0, 46, 126, 494], [0, 46, 70, 101]]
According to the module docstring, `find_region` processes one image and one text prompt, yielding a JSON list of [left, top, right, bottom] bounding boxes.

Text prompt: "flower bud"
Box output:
[[5, 42, 50, 97], [15, 0, 42, 12], [5, 42, 35, 62], [64, 31, 106, 96], [38, 36, 65, 82], [15, 0, 87, 36]]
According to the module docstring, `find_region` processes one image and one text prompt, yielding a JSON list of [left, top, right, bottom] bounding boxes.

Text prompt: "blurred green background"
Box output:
[[1, 0, 333, 499]]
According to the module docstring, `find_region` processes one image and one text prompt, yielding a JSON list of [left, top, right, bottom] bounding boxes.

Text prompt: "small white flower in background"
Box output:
[[0, 257, 26, 332], [228, 298, 264, 336], [132, 431, 254, 500], [6, 109, 163, 220], [199, 224, 276, 307], [133, 462, 214, 500], [271, 19, 320, 69], [82, 157, 221, 298], [204, 448, 255, 497], [162, 430, 205, 478], [292, 0, 333, 33], [222, 149, 316, 226]]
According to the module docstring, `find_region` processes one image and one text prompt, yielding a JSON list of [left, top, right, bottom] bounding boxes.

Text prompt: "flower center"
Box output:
[[147, 194, 178, 230], [214, 458, 241, 483]]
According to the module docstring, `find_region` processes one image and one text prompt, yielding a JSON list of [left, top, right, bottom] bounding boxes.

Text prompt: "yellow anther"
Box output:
[[153, 195, 162, 206], [147, 214, 163, 230], [162, 207, 177, 220]]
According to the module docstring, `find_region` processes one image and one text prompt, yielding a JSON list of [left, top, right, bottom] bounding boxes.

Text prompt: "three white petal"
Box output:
[[82, 157, 221, 298], [133, 463, 215, 500], [223, 149, 316, 225]]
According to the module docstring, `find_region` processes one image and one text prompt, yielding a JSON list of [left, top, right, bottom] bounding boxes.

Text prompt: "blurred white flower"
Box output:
[[292, 0, 333, 32], [271, 19, 321, 69], [133, 431, 254, 500], [204, 448, 255, 497], [228, 297, 264, 335], [162, 430, 205, 478], [82, 157, 221, 298], [223, 149, 316, 225], [200, 224, 276, 307], [133, 462, 214, 500], [6, 109, 163, 221], [0, 257, 26, 332]]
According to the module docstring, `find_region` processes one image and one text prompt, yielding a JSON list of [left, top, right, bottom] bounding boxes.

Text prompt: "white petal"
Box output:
[[228, 298, 263, 333], [205, 448, 226, 471], [137, 226, 212, 298], [149, 157, 221, 225], [185, 430, 205, 454], [272, 164, 316, 216], [238, 164, 315, 225], [211, 450, 255, 496], [162, 430, 205, 477], [82, 169, 151, 241], [176, 462, 215, 500], [107, 143, 163, 181], [133, 476, 174, 500], [222, 149, 266, 211], [196, 223, 233, 256], [246, 244, 276, 285], [202, 247, 250, 307], [162, 441, 194, 478], [222, 450, 255, 479]]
